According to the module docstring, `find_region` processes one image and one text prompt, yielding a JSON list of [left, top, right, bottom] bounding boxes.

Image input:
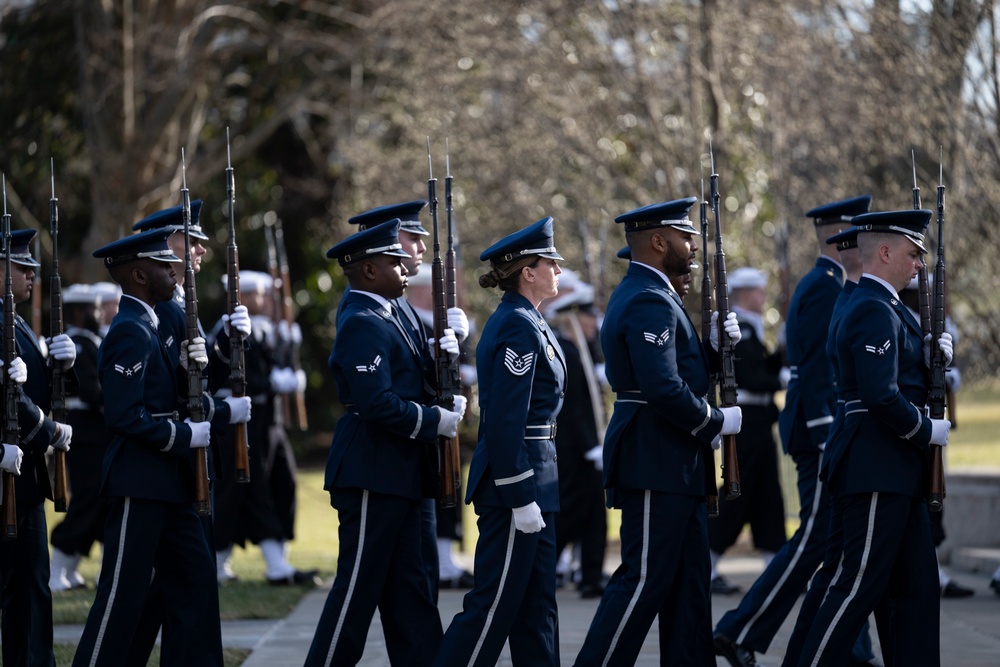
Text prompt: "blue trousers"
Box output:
[[0, 500, 54, 667], [434, 505, 559, 667], [574, 490, 712, 667]]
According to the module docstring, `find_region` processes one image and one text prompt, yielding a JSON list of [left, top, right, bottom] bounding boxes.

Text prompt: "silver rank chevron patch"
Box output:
[[504, 348, 534, 376], [114, 362, 142, 378], [865, 339, 891, 356], [643, 328, 670, 347], [355, 355, 382, 373]]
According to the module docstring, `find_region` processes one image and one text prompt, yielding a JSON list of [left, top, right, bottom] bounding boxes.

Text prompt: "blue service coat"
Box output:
[[778, 257, 844, 455], [825, 277, 933, 497], [466, 290, 565, 511], [325, 290, 441, 500], [599, 262, 723, 506], [98, 297, 228, 503], [5, 316, 60, 507]]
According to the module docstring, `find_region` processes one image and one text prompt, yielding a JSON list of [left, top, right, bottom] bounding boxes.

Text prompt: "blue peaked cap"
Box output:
[[850, 209, 931, 253], [614, 197, 698, 234], [825, 226, 861, 251], [480, 217, 564, 263], [93, 228, 181, 268], [804, 195, 872, 225], [2, 229, 41, 267], [132, 200, 208, 240], [348, 200, 429, 236], [326, 218, 411, 265]]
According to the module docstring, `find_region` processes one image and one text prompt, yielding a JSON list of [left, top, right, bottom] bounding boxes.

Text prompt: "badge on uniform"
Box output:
[[356, 355, 382, 373], [114, 362, 143, 377], [504, 348, 534, 376], [643, 328, 670, 347], [546, 344, 555, 360], [865, 339, 891, 356], [165, 335, 174, 347]]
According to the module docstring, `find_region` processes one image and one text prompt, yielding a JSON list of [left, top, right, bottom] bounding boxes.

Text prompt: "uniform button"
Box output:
[[559, 392, 565, 398], [553, 454, 558, 462]]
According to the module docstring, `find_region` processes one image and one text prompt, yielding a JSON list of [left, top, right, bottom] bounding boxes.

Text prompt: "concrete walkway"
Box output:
[[141, 557, 999, 666]]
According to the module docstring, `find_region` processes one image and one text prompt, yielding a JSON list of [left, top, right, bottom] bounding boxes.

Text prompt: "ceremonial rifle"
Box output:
[[700, 174, 720, 518], [911, 151, 932, 333], [49, 161, 69, 511], [31, 237, 41, 337], [709, 142, 740, 500], [2, 177, 19, 539], [927, 149, 948, 511], [274, 217, 308, 431], [428, 138, 461, 508], [225, 131, 250, 484], [263, 219, 289, 428], [181, 151, 211, 516]]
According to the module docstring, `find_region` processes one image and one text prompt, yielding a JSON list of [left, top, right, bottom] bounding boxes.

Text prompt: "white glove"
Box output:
[[929, 418, 951, 446], [709, 311, 741, 351], [0, 357, 27, 385], [223, 305, 252, 338], [512, 502, 545, 534], [447, 307, 469, 342], [720, 406, 742, 435], [924, 332, 954, 368], [278, 321, 302, 345], [450, 394, 468, 419], [0, 443, 22, 474], [223, 396, 252, 424], [778, 366, 791, 389], [429, 329, 460, 359], [47, 334, 77, 369], [269, 367, 298, 394], [435, 406, 462, 438], [180, 337, 209, 371], [290, 323, 302, 345], [946, 367, 962, 392], [51, 423, 72, 452], [185, 419, 212, 448], [295, 369, 307, 392], [584, 444, 603, 471]]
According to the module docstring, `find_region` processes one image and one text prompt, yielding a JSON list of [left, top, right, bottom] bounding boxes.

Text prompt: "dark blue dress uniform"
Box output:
[[715, 195, 872, 659], [434, 217, 566, 667], [575, 199, 725, 667], [0, 229, 58, 667], [339, 200, 443, 600], [798, 211, 940, 667], [306, 220, 444, 667], [73, 229, 231, 667]]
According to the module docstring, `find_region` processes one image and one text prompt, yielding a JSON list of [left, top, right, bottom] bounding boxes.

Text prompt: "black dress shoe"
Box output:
[[941, 580, 974, 598], [439, 570, 475, 589], [713, 632, 757, 666], [711, 575, 741, 595], [989, 577, 1000, 597], [268, 569, 321, 587], [578, 583, 605, 599]]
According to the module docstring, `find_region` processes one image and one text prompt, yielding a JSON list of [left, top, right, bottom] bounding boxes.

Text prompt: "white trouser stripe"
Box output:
[[737, 459, 825, 645], [810, 493, 879, 667], [89, 497, 132, 667], [325, 490, 369, 667], [601, 490, 651, 667], [468, 517, 518, 666]]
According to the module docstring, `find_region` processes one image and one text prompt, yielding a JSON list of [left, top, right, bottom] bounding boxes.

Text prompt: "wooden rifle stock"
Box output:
[[225, 133, 250, 484], [181, 153, 211, 516], [709, 145, 740, 500], [2, 179, 20, 539], [49, 163, 69, 511], [274, 218, 308, 431], [699, 182, 719, 518], [428, 140, 461, 507]]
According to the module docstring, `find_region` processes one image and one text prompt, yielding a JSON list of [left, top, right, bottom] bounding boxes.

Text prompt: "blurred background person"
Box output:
[[543, 270, 608, 599], [707, 267, 787, 595], [48, 284, 107, 592]]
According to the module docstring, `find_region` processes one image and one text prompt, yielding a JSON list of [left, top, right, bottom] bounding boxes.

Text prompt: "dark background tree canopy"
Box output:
[[2, 0, 998, 453]]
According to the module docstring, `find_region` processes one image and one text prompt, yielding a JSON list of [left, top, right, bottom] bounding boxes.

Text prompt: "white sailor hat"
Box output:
[[727, 267, 768, 293], [62, 283, 101, 306], [221, 270, 273, 294]]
